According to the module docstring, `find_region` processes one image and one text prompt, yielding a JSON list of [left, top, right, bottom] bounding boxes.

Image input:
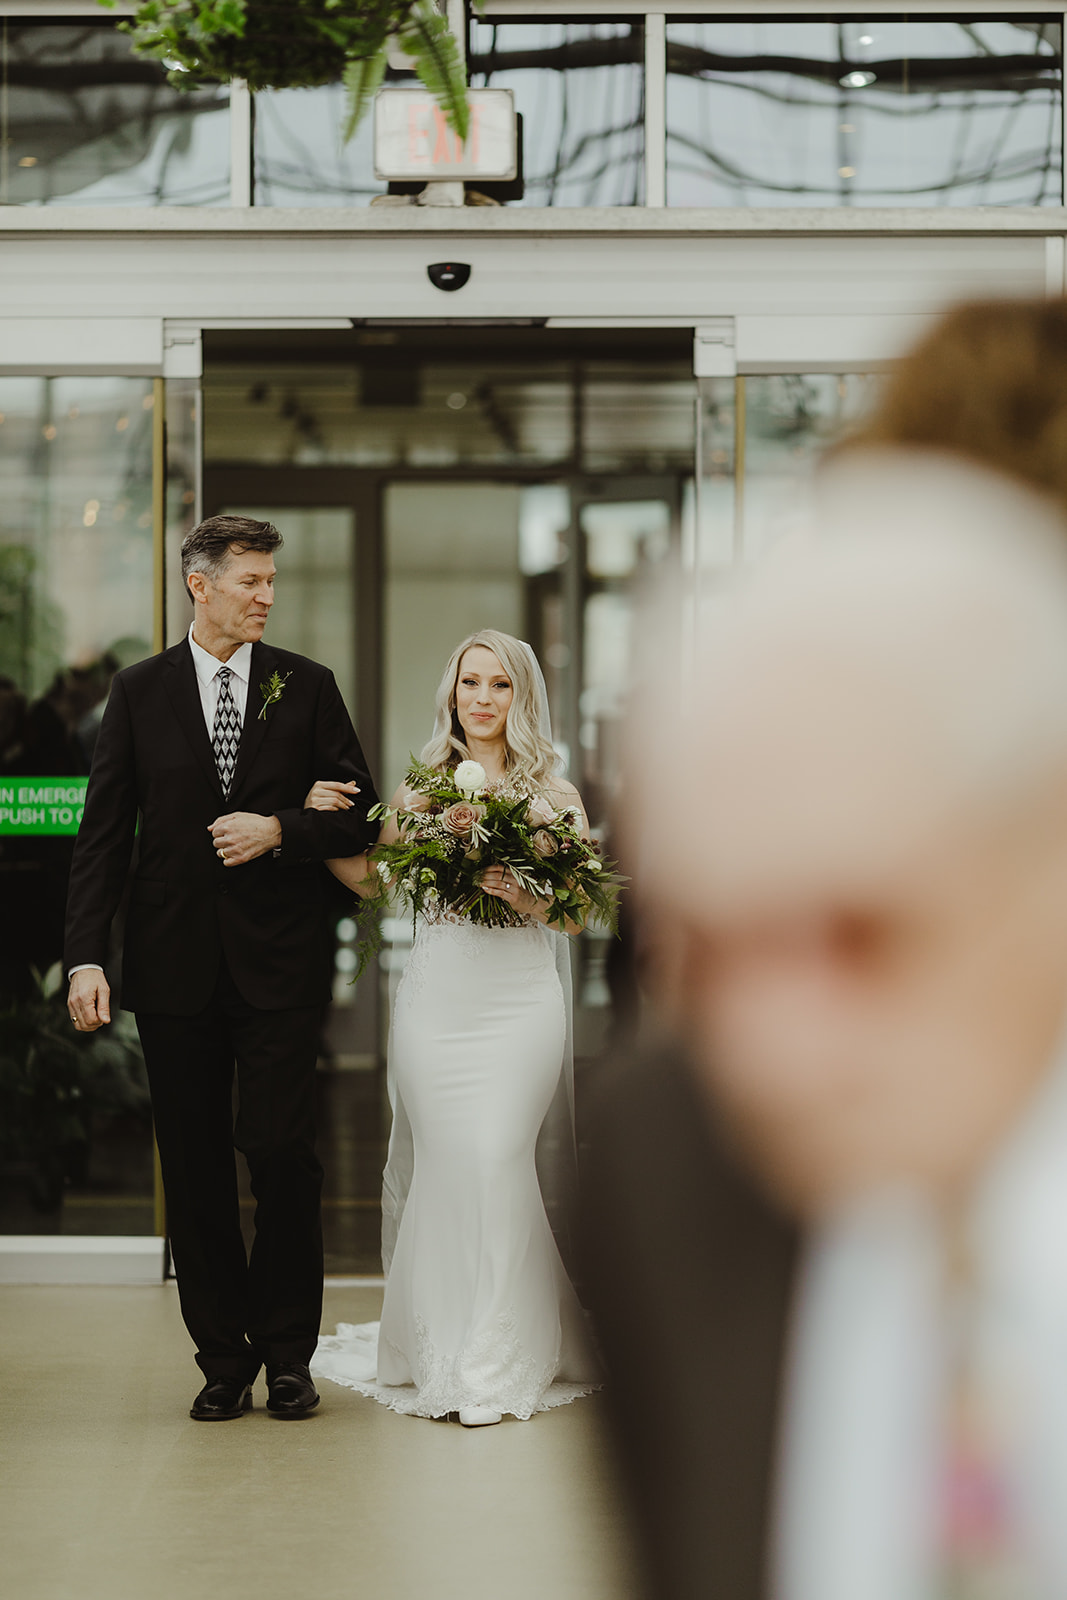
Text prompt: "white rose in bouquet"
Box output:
[[454, 760, 487, 795]]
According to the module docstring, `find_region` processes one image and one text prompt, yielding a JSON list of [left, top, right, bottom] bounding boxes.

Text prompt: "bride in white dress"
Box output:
[[307, 630, 601, 1426]]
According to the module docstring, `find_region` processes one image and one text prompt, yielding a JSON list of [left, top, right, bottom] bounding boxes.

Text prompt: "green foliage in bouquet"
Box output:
[[352, 758, 624, 976], [97, 0, 478, 141]]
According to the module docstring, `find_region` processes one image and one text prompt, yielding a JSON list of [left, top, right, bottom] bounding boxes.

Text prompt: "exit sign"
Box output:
[[374, 87, 517, 182], [0, 777, 87, 834]]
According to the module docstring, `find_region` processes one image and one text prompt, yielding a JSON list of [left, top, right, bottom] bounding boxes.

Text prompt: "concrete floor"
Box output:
[[1, 1283, 641, 1600]]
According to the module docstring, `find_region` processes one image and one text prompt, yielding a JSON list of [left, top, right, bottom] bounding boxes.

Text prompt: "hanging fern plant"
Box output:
[[98, 0, 476, 142]]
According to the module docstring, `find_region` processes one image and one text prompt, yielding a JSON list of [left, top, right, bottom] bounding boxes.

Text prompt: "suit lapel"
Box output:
[[161, 640, 225, 802], [225, 641, 273, 804]]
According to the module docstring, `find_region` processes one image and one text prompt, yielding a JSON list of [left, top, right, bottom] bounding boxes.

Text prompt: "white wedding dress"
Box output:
[[312, 912, 601, 1419]]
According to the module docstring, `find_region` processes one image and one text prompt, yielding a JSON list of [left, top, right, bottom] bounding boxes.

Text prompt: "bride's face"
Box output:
[[455, 646, 513, 745]]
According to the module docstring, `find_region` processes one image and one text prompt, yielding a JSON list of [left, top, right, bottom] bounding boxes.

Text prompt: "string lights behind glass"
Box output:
[[666, 19, 1062, 207], [0, 20, 230, 206], [468, 20, 645, 206]]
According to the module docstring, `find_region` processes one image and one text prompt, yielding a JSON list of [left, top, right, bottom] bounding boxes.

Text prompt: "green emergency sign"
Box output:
[[0, 778, 88, 835]]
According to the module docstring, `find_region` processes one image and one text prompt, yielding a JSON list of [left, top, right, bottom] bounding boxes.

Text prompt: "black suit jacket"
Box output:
[[63, 638, 379, 1014], [582, 1044, 800, 1600]]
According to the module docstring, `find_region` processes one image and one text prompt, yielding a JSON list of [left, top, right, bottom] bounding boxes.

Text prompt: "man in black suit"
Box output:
[[64, 514, 379, 1421]]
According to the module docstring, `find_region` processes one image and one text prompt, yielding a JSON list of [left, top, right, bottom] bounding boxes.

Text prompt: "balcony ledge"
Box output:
[[0, 204, 1064, 239]]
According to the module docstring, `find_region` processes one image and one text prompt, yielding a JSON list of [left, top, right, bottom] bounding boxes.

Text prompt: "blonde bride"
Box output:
[[308, 630, 600, 1426]]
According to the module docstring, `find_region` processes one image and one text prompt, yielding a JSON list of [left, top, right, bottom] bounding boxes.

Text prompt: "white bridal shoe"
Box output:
[[458, 1406, 503, 1427]]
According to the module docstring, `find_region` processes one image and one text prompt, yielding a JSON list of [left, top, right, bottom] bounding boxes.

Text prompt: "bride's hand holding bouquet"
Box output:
[[367, 757, 622, 936]]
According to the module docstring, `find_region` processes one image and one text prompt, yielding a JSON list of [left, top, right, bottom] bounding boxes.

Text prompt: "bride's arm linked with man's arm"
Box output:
[[304, 777, 408, 896]]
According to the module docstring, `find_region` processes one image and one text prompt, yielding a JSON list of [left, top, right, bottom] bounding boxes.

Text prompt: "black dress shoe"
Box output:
[[265, 1362, 320, 1419], [190, 1376, 253, 1420]]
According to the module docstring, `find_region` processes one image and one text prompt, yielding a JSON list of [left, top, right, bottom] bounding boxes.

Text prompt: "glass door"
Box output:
[[0, 375, 162, 1232], [201, 325, 696, 1268]]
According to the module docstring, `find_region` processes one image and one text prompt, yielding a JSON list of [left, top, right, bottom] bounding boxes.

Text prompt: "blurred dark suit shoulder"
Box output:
[[582, 1041, 799, 1600]]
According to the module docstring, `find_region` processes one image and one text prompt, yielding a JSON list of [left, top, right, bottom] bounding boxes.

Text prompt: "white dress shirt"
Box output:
[[69, 628, 255, 980], [186, 623, 252, 733], [775, 1038, 1067, 1600]]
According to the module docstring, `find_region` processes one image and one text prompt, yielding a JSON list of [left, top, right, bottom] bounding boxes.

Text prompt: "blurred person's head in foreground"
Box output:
[[837, 296, 1067, 512], [637, 454, 1067, 1221]]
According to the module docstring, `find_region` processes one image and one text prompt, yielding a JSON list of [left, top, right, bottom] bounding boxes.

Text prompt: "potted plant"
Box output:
[[0, 965, 152, 1212], [100, 0, 475, 140]]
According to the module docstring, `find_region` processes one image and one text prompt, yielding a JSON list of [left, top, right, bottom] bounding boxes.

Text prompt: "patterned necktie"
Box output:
[[212, 665, 241, 800]]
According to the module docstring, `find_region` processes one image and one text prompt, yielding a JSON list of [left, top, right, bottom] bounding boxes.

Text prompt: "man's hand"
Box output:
[[209, 812, 283, 866], [68, 970, 111, 1032]]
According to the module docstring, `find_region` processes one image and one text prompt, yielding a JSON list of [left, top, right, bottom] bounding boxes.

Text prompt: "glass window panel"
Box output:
[[0, 377, 155, 699], [666, 18, 1062, 207], [693, 375, 738, 573], [582, 499, 670, 579], [579, 498, 673, 797], [469, 20, 645, 205], [0, 19, 229, 206], [582, 366, 695, 475], [0, 376, 155, 1235], [519, 484, 570, 575], [384, 481, 522, 792], [204, 362, 575, 469], [740, 373, 883, 560], [208, 362, 696, 475], [219, 506, 356, 715], [253, 83, 385, 207]]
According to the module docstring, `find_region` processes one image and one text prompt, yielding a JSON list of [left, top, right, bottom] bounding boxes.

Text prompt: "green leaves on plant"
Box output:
[[342, 45, 388, 145], [101, 2, 480, 146], [397, 0, 470, 142], [206, 0, 247, 35]]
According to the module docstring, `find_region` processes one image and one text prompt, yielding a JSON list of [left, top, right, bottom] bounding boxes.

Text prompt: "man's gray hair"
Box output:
[[180, 514, 282, 602]]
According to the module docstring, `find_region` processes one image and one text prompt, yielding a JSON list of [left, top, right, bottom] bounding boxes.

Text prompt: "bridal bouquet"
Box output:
[[363, 757, 623, 944]]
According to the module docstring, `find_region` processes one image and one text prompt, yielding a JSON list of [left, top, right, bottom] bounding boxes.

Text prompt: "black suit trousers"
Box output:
[[137, 960, 327, 1381]]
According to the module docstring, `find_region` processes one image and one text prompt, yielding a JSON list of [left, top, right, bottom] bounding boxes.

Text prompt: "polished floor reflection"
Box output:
[[0, 1283, 640, 1600]]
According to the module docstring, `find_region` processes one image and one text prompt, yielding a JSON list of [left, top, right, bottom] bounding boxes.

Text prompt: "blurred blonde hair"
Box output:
[[421, 629, 559, 788], [839, 298, 1067, 511]]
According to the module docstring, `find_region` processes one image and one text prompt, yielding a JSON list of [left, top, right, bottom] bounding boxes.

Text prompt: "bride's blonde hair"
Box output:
[[421, 629, 560, 788]]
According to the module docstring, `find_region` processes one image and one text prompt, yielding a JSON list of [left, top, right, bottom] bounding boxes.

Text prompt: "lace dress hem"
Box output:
[[313, 1369, 602, 1421], [312, 1320, 602, 1421]]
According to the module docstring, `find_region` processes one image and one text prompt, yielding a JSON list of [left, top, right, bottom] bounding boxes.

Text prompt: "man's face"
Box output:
[[641, 611, 1067, 1218], [195, 547, 275, 647], [659, 794, 1067, 1218], [638, 474, 1067, 1218]]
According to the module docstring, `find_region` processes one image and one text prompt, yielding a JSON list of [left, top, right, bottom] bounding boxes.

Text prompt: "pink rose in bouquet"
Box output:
[[527, 795, 557, 826], [441, 801, 483, 839], [531, 828, 559, 858], [399, 785, 432, 812]]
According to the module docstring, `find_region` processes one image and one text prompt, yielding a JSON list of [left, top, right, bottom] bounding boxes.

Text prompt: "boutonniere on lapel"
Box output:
[[258, 668, 292, 722]]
